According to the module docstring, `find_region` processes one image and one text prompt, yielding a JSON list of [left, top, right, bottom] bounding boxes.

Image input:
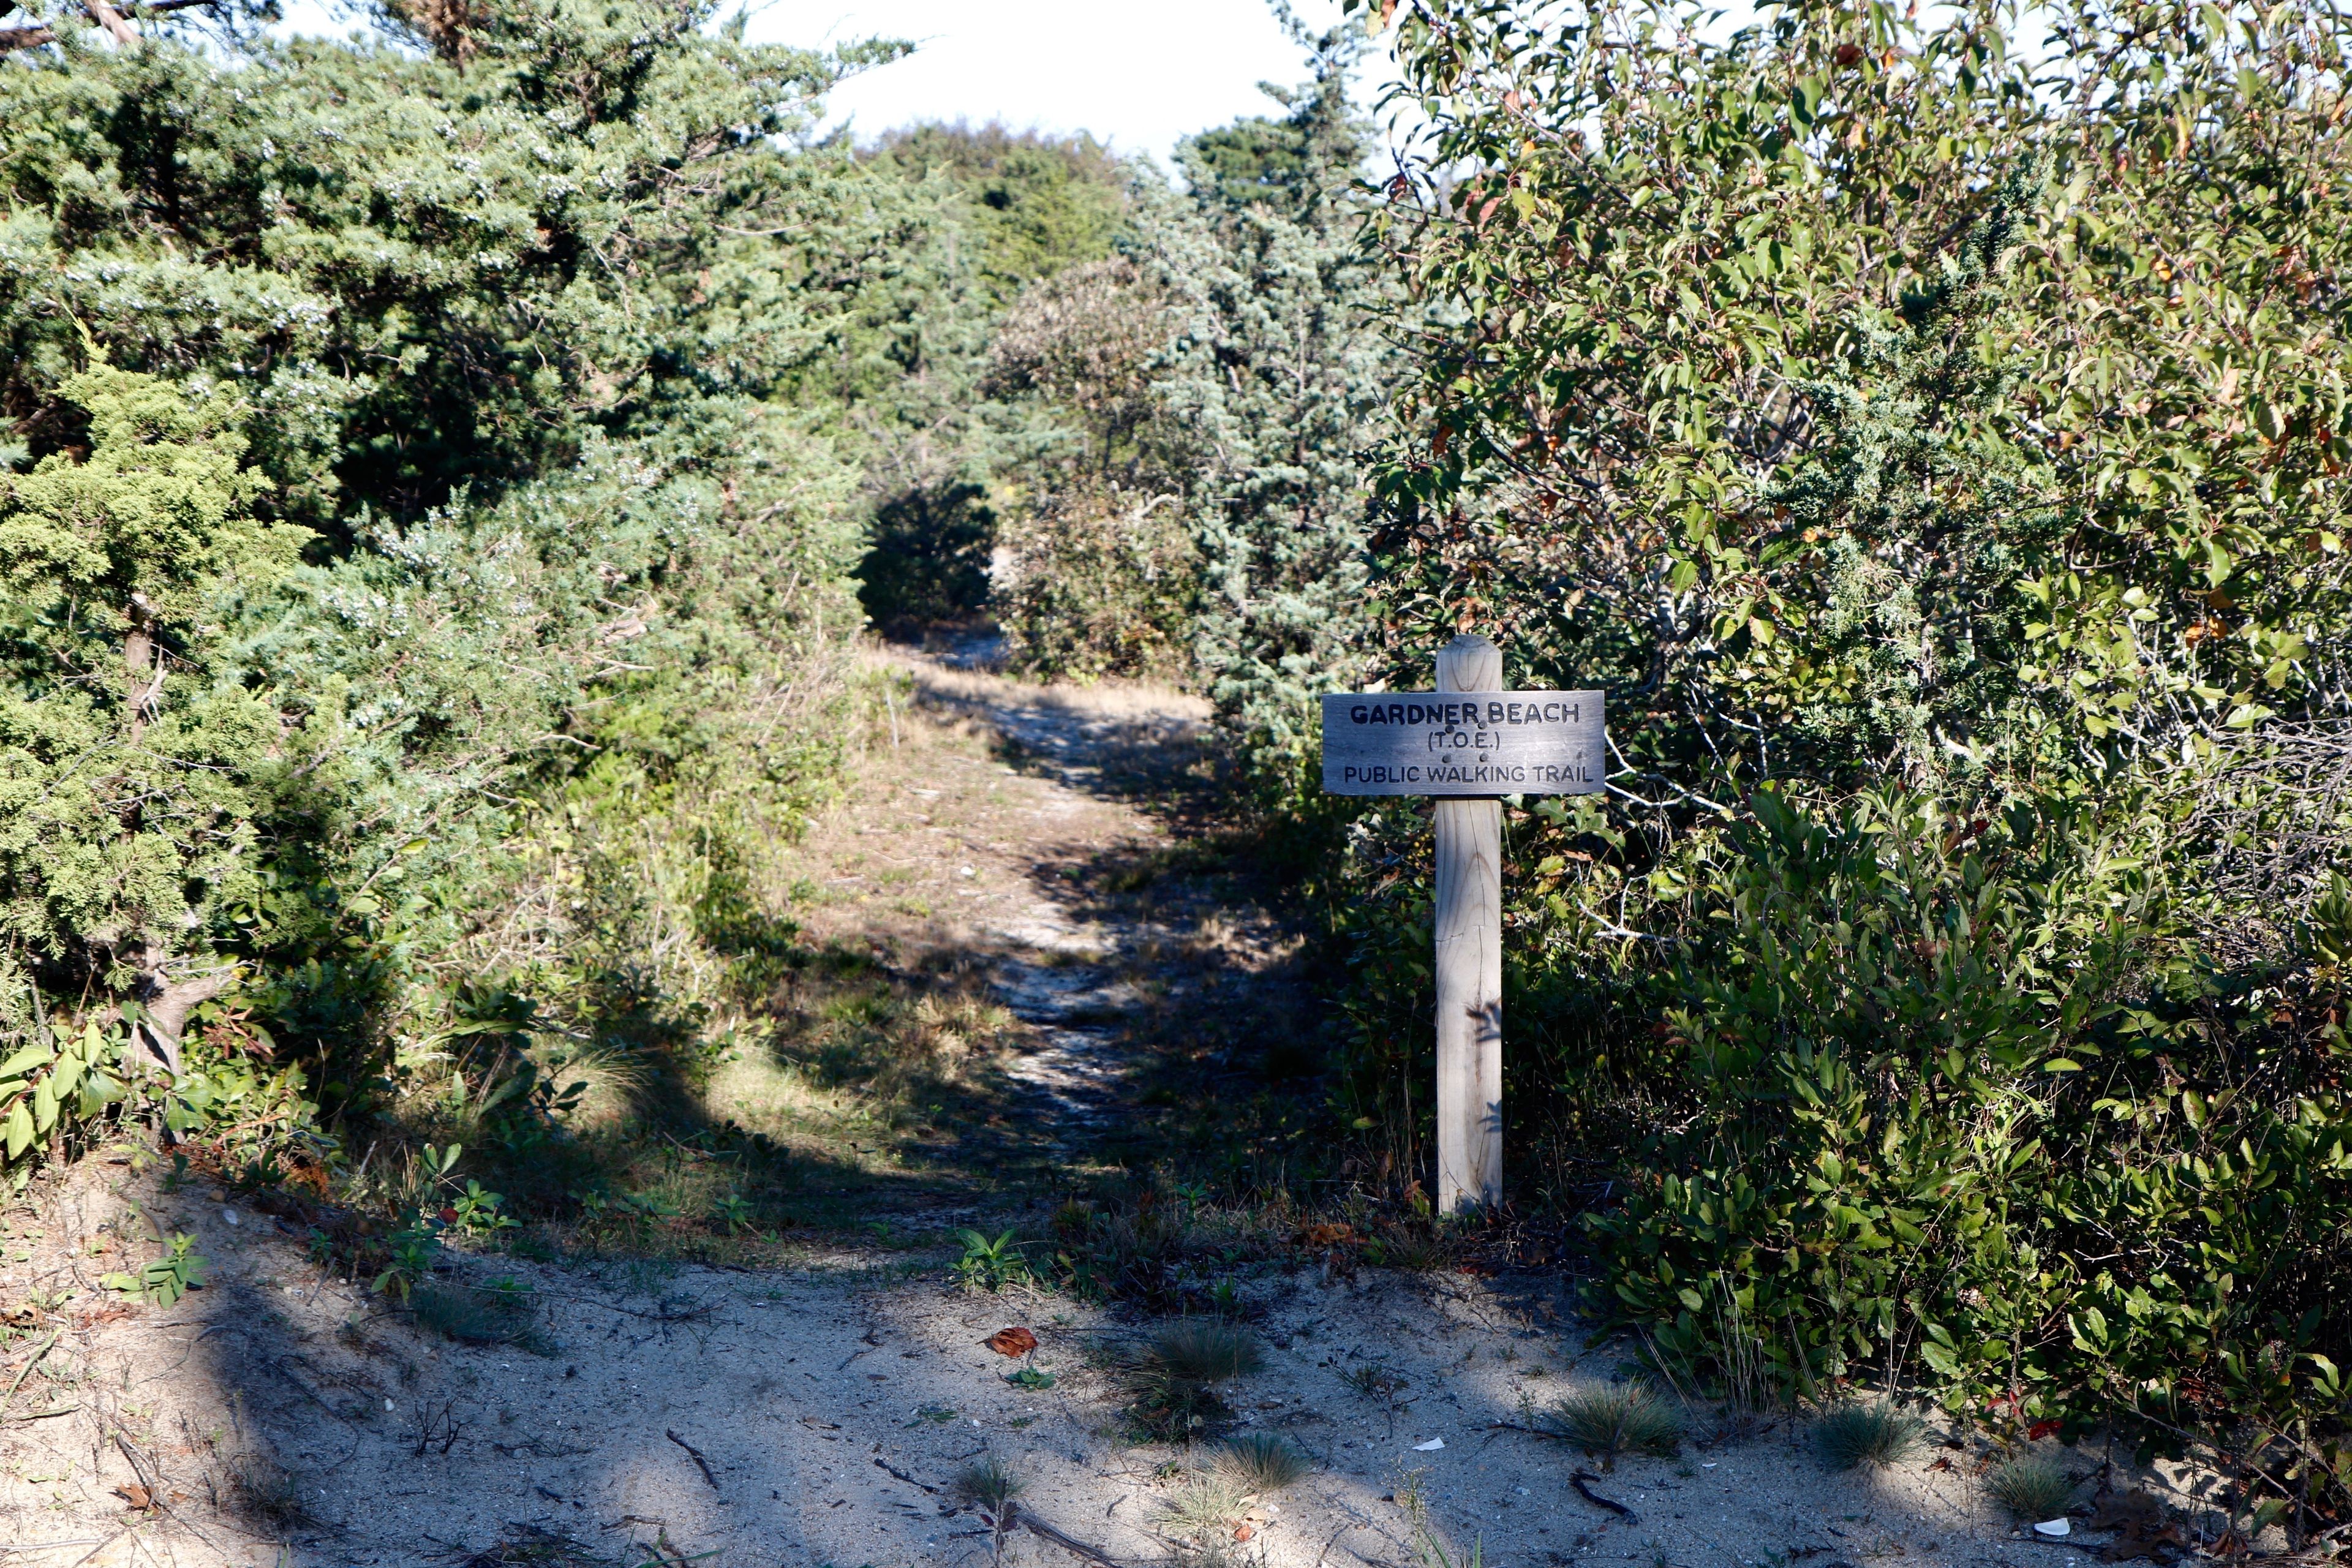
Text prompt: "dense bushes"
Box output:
[[1321, 0, 2352, 1526], [0, 2, 954, 1187]]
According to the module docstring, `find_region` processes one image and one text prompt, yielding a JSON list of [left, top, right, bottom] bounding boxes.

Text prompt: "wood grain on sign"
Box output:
[[1319, 690, 1605, 796], [1431, 635, 1505, 1215]]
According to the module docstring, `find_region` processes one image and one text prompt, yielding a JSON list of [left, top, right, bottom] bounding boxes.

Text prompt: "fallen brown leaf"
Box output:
[[116, 1483, 153, 1512], [1926, 1456, 1955, 1472], [984, 1326, 1038, 1358]]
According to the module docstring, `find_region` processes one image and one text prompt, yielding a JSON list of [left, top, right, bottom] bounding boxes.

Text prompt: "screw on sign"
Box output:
[[1320, 634, 1605, 1213]]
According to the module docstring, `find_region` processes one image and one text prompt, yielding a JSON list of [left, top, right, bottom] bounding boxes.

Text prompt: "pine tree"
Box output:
[[1159, 26, 1398, 796], [0, 364, 303, 1069]]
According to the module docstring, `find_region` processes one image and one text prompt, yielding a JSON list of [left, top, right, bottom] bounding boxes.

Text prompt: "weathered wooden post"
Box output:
[[1321, 639, 1605, 1215], [1431, 634, 1504, 1211]]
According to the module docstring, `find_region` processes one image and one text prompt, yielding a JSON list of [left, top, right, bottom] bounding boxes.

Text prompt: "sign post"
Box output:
[[1321, 635, 1605, 1213]]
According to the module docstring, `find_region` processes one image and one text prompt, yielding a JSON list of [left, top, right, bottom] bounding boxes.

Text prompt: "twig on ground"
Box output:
[[1488, 1418, 1570, 1440], [665, 1429, 720, 1491], [875, 1455, 938, 1493], [7, 1402, 77, 1423], [541, 1292, 715, 1324], [66, 1531, 130, 1568], [1571, 1469, 1639, 1523], [1016, 1506, 1135, 1567], [0, 1543, 105, 1558], [113, 1432, 227, 1552], [1, 1331, 58, 1410]]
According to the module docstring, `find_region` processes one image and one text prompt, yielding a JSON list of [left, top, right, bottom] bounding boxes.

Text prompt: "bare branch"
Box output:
[[80, 0, 138, 43]]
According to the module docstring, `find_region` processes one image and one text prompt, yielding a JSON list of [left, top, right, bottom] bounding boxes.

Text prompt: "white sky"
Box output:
[[271, 0, 1417, 170]]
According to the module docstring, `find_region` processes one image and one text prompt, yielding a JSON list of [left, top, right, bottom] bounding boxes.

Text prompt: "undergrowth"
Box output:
[[1114, 1321, 1267, 1442]]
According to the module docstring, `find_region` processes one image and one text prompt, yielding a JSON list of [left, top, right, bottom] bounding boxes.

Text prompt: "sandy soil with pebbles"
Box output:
[[0, 1156, 2207, 1568]]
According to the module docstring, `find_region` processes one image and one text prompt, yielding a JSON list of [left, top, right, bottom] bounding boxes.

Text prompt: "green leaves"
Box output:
[[102, 1234, 208, 1306], [1362, 10, 2352, 1496], [0, 1024, 121, 1170]]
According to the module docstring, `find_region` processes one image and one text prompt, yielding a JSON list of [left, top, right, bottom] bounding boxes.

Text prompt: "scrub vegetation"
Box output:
[[4, 0, 2352, 1540]]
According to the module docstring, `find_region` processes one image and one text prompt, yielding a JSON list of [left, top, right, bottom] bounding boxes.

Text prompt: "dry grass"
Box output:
[[953, 1452, 1027, 1513], [1145, 1320, 1265, 1383], [888, 648, 1211, 725], [410, 1279, 546, 1351], [1115, 1320, 1267, 1441], [1157, 1469, 1250, 1538], [450, 1522, 609, 1567], [224, 1451, 306, 1528]]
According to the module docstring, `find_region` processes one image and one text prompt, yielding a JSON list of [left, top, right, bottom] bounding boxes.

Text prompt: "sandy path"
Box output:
[[0, 1172, 2082, 1568], [879, 631, 1216, 1133], [0, 637, 2187, 1566]]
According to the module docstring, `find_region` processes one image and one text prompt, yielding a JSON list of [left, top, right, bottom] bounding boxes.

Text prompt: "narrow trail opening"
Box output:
[[755, 626, 1321, 1220]]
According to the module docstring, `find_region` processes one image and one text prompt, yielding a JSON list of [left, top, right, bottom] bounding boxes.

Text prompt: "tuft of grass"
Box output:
[[1147, 1319, 1265, 1383], [1157, 1470, 1250, 1537], [1544, 1382, 1684, 1461], [410, 1279, 545, 1350], [1215, 1431, 1311, 1491], [225, 1452, 306, 1528], [1117, 1320, 1265, 1441], [953, 1452, 1027, 1514], [1812, 1401, 1926, 1470], [1988, 1455, 2078, 1520]]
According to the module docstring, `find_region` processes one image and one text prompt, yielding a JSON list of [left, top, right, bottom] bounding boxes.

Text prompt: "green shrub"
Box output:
[[1338, 0, 2352, 1529], [858, 480, 997, 625], [951, 1228, 1033, 1291], [0, 0, 989, 1215]]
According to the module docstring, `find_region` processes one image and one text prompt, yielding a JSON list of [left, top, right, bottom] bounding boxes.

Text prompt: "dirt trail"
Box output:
[[752, 629, 1315, 1212], [856, 630, 1235, 1137], [0, 639, 2202, 1567]]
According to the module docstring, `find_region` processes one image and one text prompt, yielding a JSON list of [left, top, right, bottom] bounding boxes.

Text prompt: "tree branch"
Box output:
[[80, 0, 138, 43], [0, 23, 56, 49], [133, 967, 239, 1078]]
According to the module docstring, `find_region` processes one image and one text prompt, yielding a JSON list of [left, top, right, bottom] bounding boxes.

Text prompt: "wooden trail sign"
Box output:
[[1321, 635, 1606, 1214]]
